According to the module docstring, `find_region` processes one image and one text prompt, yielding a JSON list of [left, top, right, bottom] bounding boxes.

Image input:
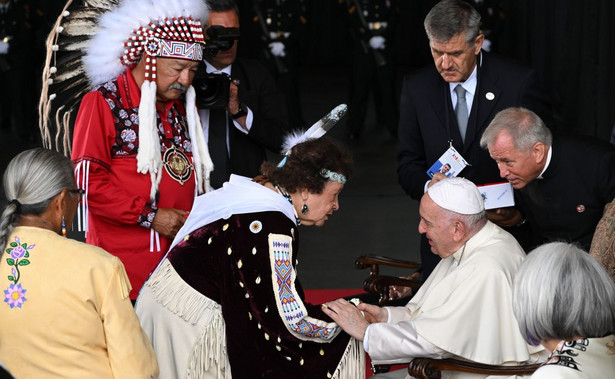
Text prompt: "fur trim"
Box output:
[[186, 86, 213, 193], [136, 80, 162, 203]]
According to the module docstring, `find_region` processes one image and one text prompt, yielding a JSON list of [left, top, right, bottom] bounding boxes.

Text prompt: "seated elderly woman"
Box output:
[[135, 136, 364, 378], [513, 242, 615, 378], [0, 148, 158, 377]]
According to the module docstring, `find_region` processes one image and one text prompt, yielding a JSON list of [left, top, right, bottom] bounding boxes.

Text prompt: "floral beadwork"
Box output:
[[3, 236, 34, 308], [4, 283, 27, 309], [249, 220, 263, 234]]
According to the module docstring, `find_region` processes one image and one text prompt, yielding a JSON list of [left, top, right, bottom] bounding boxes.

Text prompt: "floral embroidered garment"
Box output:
[[71, 68, 198, 299], [0, 226, 158, 377], [135, 175, 364, 378]]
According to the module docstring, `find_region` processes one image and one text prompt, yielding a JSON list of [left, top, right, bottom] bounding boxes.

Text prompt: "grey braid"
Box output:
[[1, 149, 75, 256]]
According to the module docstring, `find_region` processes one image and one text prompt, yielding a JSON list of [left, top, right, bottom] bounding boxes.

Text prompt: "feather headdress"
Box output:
[[39, 0, 213, 201]]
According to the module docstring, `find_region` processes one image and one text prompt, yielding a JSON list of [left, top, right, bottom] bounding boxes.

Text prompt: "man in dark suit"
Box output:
[[481, 107, 615, 251], [199, 0, 290, 189], [397, 0, 552, 280]]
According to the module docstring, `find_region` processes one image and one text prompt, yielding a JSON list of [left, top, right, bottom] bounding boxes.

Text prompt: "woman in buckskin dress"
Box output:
[[136, 136, 365, 378]]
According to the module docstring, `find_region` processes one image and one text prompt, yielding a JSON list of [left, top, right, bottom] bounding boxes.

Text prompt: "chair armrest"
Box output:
[[355, 255, 423, 305], [408, 357, 542, 379], [355, 255, 421, 273]]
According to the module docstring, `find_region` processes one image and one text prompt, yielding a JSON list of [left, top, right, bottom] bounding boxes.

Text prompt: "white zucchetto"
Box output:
[[427, 177, 484, 214]]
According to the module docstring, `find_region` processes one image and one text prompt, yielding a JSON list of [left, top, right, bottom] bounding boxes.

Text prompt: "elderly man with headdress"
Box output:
[[324, 178, 545, 378], [135, 117, 365, 378], [68, 0, 213, 300]]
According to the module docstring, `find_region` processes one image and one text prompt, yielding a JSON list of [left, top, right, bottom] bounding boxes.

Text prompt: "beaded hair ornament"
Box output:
[[279, 104, 348, 184]]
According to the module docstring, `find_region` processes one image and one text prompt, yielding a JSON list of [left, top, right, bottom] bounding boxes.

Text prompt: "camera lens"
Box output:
[[193, 74, 231, 109]]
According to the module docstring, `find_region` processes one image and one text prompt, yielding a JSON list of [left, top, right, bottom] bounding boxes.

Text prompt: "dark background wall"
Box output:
[[238, 0, 615, 141], [4, 0, 614, 142]]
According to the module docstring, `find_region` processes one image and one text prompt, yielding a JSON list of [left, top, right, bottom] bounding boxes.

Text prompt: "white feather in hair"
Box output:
[[281, 104, 347, 155]]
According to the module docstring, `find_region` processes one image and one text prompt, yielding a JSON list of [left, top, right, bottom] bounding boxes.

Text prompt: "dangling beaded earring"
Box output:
[[61, 216, 67, 237], [301, 204, 309, 214]]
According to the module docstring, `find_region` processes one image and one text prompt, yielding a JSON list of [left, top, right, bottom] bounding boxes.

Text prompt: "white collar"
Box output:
[[449, 63, 478, 96], [169, 175, 296, 250], [537, 145, 553, 179], [204, 60, 232, 76]]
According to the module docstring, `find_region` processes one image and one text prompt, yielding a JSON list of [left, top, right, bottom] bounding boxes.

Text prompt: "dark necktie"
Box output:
[[454, 84, 468, 143], [208, 108, 230, 189]]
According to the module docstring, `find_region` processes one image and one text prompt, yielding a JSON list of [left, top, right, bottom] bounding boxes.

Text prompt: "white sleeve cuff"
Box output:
[[232, 107, 253, 134]]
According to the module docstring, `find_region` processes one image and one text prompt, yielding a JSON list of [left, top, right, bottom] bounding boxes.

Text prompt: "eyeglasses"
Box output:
[[68, 189, 85, 200]]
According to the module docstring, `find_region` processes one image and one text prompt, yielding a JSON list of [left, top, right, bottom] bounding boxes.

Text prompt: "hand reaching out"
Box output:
[[321, 298, 388, 341], [151, 208, 189, 239]]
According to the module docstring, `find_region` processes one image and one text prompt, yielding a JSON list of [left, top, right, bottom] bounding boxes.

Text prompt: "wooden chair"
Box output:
[[355, 254, 542, 378], [354, 255, 423, 306]]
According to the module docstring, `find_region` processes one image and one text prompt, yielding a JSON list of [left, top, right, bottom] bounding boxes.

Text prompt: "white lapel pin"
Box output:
[[486, 92, 495, 100]]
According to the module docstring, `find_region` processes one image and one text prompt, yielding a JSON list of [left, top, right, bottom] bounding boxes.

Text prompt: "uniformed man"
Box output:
[[247, 0, 307, 128], [470, 0, 505, 53], [343, 0, 399, 139]]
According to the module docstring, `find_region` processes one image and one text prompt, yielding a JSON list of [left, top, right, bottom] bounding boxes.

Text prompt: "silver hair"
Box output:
[[0, 149, 75, 255], [424, 0, 481, 44], [513, 242, 615, 345], [442, 208, 487, 234], [480, 107, 552, 153]]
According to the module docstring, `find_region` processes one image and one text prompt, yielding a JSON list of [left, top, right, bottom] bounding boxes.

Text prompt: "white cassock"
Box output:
[[366, 222, 546, 379]]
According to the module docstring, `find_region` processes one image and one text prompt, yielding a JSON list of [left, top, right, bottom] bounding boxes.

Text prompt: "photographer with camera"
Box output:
[[197, 0, 290, 189]]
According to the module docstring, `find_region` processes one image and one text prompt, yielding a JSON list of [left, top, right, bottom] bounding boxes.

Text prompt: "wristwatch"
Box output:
[[231, 103, 248, 119]]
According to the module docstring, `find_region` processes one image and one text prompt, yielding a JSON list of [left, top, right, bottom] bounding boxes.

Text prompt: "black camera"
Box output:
[[194, 26, 240, 109], [194, 72, 231, 109], [202, 25, 240, 57]]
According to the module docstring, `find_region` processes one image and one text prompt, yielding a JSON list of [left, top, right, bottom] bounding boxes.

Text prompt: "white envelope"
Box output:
[[477, 182, 515, 210]]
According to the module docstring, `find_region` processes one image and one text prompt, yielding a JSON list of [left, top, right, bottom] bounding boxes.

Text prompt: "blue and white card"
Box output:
[[477, 182, 515, 210], [427, 146, 469, 178]]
